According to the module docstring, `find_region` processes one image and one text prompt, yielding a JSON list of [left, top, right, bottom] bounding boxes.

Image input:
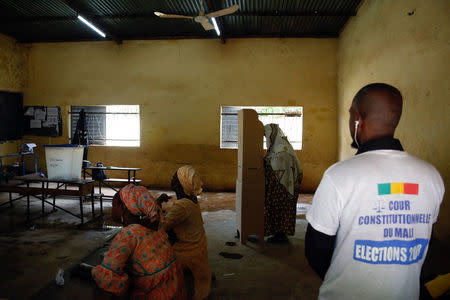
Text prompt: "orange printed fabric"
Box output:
[[92, 224, 185, 299], [119, 184, 162, 222]]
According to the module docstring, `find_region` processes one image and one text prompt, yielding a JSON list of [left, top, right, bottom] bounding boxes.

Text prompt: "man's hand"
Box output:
[[157, 193, 171, 205]]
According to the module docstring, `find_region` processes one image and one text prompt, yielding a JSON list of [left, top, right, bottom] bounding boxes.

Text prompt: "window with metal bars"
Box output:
[[70, 105, 140, 147], [220, 106, 303, 149]]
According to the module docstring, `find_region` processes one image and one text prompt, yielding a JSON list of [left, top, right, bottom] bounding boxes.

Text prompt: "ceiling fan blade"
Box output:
[[154, 12, 194, 19], [200, 19, 214, 30], [206, 4, 239, 18]]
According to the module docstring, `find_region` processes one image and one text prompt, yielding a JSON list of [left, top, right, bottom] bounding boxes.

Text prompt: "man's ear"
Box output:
[[355, 114, 363, 128]]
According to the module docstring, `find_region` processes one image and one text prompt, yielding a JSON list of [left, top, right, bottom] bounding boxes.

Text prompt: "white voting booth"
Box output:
[[236, 109, 265, 244]]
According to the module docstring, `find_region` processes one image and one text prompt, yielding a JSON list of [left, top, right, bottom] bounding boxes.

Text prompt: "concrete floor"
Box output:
[[33, 211, 321, 300], [0, 185, 120, 299], [0, 187, 448, 299]]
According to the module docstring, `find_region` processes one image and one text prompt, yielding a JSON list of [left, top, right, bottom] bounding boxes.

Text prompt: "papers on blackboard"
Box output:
[[30, 120, 42, 128], [24, 106, 62, 136], [34, 108, 46, 120], [47, 107, 58, 117], [24, 107, 35, 116], [46, 107, 59, 126]]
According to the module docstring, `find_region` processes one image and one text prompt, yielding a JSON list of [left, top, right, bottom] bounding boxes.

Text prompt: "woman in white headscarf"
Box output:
[[264, 123, 303, 243]]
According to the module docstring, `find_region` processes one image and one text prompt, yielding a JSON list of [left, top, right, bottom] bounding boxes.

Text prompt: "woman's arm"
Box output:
[[91, 227, 138, 296], [163, 202, 191, 230]]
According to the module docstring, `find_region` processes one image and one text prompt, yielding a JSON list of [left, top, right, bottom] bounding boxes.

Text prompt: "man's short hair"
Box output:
[[352, 83, 403, 130], [353, 83, 402, 104]]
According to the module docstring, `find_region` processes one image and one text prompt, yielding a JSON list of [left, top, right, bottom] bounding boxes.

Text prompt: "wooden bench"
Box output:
[[82, 166, 142, 197], [103, 178, 141, 184]]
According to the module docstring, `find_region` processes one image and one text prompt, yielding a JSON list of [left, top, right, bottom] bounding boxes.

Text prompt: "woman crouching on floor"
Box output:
[[163, 166, 211, 300], [91, 184, 186, 299]]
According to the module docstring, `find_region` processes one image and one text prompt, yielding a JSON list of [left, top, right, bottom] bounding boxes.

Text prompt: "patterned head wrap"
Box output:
[[176, 165, 203, 197], [119, 184, 161, 222]]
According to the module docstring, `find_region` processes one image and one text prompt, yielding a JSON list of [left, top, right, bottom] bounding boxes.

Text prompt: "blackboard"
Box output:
[[23, 106, 62, 137], [0, 91, 23, 141]]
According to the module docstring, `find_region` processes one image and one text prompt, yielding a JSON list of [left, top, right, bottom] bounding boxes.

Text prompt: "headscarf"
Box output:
[[171, 166, 202, 202], [119, 184, 161, 223], [264, 124, 303, 196]]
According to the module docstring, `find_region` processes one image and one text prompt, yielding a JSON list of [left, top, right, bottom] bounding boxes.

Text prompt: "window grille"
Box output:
[[70, 105, 140, 146], [220, 106, 303, 149]]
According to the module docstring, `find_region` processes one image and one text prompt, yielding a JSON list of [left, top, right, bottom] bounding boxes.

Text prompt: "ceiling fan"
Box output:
[[154, 1, 239, 32]]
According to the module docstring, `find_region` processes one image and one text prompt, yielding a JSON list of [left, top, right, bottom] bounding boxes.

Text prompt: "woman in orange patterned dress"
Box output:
[[91, 184, 186, 299]]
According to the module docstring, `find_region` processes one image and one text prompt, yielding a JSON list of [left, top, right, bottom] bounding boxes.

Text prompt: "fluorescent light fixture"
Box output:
[[77, 15, 106, 38], [211, 17, 220, 36]]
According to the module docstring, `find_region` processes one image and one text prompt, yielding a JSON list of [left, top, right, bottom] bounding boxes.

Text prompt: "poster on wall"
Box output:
[[23, 106, 62, 136]]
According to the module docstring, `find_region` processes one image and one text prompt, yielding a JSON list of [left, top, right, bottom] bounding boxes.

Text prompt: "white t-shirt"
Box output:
[[306, 150, 444, 300]]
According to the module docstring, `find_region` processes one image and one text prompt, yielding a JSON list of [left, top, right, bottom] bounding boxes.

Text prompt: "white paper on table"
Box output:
[[24, 107, 35, 116], [34, 108, 46, 120], [30, 120, 42, 128]]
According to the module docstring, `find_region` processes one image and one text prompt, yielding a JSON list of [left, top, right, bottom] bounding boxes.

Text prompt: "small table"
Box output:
[[0, 174, 100, 225], [0, 151, 38, 181], [82, 166, 141, 197]]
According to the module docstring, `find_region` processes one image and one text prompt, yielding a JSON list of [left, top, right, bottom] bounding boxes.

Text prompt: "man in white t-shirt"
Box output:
[[306, 83, 444, 300]]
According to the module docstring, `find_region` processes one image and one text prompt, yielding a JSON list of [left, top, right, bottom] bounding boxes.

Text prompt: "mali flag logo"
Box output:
[[378, 183, 419, 195]]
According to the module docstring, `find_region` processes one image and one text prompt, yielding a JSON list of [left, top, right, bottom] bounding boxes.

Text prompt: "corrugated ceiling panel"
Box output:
[[0, 20, 100, 42], [221, 0, 359, 13], [0, 2, 19, 18], [0, 0, 74, 17], [102, 17, 212, 38], [224, 15, 341, 37], [78, 0, 202, 16], [0, 0, 361, 42]]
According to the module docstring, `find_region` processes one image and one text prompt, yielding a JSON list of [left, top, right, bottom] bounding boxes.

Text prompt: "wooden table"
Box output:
[[0, 175, 100, 225]]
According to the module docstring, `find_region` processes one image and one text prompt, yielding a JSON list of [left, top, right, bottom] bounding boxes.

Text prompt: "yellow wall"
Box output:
[[24, 38, 338, 191], [337, 0, 450, 242], [0, 33, 27, 161]]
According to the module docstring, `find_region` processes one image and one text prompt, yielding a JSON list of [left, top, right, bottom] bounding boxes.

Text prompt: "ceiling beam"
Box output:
[[0, 16, 77, 24], [60, 0, 122, 44], [228, 11, 356, 17], [0, 10, 356, 25], [16, 32, 339, 43]]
